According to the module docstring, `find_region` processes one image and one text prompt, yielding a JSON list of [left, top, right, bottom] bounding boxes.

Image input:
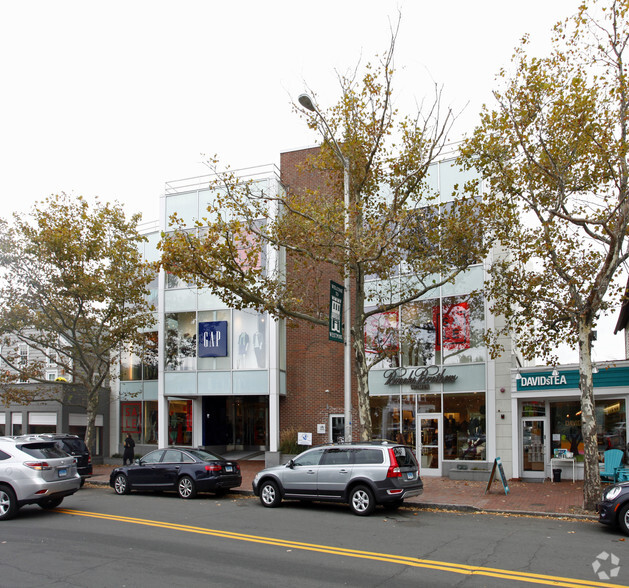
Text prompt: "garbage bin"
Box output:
[[553, 468, 562, 482]]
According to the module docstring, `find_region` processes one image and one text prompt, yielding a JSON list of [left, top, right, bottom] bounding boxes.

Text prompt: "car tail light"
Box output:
[[387, 448, 402, 478], [205, 464, 222, 473], [24, 461, 52, 471]]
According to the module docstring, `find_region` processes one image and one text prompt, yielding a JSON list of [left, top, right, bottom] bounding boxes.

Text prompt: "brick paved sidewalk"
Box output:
[[90, 460, 596, 519]]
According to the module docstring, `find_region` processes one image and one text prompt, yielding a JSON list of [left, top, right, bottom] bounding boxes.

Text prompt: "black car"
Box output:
[[597, 481, 629, 535], [109, 447, 241, 499], [39, 434, 92, 486]]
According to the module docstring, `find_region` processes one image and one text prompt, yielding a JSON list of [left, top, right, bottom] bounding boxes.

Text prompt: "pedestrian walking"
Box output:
[[123, 433, 135, 465]]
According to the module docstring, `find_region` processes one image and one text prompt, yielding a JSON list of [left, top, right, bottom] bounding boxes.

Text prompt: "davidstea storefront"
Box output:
[[512, 363, 628, 481]]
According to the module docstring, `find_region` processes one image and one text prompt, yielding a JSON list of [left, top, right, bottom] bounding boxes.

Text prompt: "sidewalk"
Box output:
[[89, 460, 596, 519]]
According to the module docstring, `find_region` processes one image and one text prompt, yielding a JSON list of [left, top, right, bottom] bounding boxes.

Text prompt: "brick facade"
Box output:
[[280, 147, 358, 444]]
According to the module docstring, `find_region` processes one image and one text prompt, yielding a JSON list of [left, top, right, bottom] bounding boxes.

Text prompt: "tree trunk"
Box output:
[[84, 386, 99, 458], [578, 322, 601, 511], [353, 331, 373, 442]]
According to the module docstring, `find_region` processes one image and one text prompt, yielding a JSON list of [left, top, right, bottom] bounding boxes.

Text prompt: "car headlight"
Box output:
[[604, 486, 622, 501]]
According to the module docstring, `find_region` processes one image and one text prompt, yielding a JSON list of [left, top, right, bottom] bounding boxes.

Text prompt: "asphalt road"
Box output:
[[0, 486, 627, 588]]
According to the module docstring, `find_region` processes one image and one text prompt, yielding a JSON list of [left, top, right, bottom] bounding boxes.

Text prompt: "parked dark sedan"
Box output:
[[597, 481, 629, 535], [109, 447, 241, 499]]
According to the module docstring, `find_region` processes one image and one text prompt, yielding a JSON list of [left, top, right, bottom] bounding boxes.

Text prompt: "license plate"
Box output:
[[225, 465, 233, 472], [406, 472, 414, 480], [58, 468, 67, 478]]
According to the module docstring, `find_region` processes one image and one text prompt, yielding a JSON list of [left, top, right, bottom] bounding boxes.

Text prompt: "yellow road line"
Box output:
[[57, 508, 626, 588]]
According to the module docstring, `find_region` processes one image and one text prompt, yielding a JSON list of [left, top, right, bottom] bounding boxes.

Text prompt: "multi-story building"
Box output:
[[112, 147, 524, 479]]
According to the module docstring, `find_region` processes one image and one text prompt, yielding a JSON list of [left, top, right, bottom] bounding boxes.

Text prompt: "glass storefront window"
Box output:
[[417, 393, 441, 413], [370, 395, 400, 441], [121, 402, 141, 443], [166, 191, 198, 228], [522, 401, 546, 417], [166, 312, 196, 371], [401, 299, 439, 367], [168, 399, 192, 446], [401, 395, 416, 446], [143, 401, 158, 445], [444, 392, 486, 460], [120, 348, 142, 381], [364, 311, 399, 369], [232, 310, 266, 370], [143, 331, 158, 380], [549, 399, 626, 462], [441, 293, 486, 364]]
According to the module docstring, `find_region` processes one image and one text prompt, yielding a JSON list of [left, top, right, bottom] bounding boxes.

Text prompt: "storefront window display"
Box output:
[[120, 400, 158, 446], [440, 294, 485, 365], [549, 399, 626, 462], [121, 402, 141, 443], [400, 294, 485, 367], [370, 395, 402, 441], [168, 399, 192, 446], [232, 310, 266, 370], [165, 312, 196, 371], [370, 393, 442, 445], [443, 392, 486, 460], [143, 401, 158, 445]]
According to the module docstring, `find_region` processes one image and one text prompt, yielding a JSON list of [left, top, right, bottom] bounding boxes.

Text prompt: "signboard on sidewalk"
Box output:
[[485, 457, 509, 495]]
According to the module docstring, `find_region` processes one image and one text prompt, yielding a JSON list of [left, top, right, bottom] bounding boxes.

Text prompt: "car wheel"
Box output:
[[177, 475, 197, 499], [79, 478, 85, 488], [0, 486, 18, 521], [259, 480, 281, 508], [619, 503, 629, 536], [39, 497, 64, 510], [349, 485, 375, 516], [113, 473, 130, 495]]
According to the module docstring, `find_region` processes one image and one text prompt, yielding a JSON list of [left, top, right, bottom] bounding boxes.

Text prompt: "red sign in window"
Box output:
[[434, 302, 470, 351]]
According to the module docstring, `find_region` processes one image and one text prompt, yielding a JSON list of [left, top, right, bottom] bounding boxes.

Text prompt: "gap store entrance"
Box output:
[[202, 396, 268, 451]]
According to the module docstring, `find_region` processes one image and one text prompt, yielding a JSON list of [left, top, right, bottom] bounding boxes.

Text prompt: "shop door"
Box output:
[[418, 416, 441, 476], [521, 418, 547, 477]]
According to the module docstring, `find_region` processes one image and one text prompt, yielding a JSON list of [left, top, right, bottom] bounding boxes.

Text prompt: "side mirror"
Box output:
[[286, 459, 295, 469], [134, 458, 141, 466]]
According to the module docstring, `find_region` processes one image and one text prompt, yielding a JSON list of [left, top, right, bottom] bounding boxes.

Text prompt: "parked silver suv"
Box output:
[[0, 435, 81, 520], [252, 442, 423, 516]]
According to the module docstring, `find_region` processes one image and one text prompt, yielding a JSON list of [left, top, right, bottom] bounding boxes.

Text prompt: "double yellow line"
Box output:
[[58, 509, 625, 588]]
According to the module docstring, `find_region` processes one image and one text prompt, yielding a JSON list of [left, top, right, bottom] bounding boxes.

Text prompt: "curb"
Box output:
[[86, 479, 598, 520]]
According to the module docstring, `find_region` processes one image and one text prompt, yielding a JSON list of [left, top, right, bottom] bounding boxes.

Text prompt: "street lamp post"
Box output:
[[298, 93, 352, 443]]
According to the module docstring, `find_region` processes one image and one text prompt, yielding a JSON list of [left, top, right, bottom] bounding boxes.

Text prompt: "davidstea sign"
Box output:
[[516, 366, 629, 391], [198, 321, 228, 358]]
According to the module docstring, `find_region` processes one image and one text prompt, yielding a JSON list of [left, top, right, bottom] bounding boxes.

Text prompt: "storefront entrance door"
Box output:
[[418, 416, 441, 476], [521, 418, 547, 478]]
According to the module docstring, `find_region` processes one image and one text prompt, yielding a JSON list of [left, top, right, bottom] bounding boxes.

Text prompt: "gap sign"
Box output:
[[198, 321, 228, 357]]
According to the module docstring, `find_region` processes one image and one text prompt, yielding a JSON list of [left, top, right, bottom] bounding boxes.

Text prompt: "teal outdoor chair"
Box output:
[[600, 449, 624, 483]]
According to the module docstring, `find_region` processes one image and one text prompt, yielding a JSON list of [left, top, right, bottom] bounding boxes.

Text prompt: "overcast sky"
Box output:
[[2, 0, 623, 364]]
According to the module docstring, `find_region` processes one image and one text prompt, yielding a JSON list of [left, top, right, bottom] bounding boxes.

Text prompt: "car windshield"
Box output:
[[186, 449, 223, 461], [19, 442, 68, 459]]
